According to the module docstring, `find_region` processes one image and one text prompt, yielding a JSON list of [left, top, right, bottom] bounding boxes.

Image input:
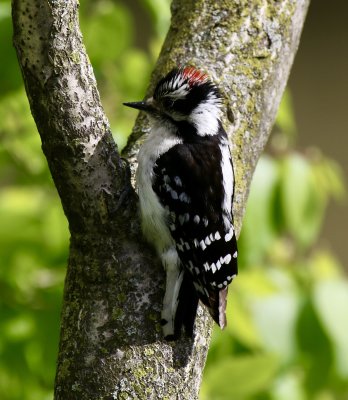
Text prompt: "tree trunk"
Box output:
[[12, 0, 310, 398]]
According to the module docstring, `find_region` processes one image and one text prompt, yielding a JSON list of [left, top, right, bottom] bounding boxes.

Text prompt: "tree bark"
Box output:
[[12, 0, 310, 398]]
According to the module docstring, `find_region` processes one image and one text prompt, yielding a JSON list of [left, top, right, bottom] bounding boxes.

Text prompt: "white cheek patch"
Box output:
[[189, 95, 222, 136]]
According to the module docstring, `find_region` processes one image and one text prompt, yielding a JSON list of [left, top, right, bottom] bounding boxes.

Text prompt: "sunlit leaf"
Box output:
[[270, 371, 306, 400], [2, 315, 35, 342], [226, 287, 262, 348], [251, 292, 301, 361], [276, 89, 297, 138], [239, 155, 279, 265], [235, 268, 278, 296], [280, 153, 326, 247], [312, 156, 346, 201], [313, 280, 348, 378], [308, 250, 342, 282], [201, 354, 279, 399]]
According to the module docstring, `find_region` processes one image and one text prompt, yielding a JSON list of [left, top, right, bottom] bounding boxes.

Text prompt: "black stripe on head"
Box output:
[[153, 68, 222, 116]]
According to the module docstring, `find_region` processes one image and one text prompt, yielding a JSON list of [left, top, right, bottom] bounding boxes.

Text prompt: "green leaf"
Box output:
[[142, 0, 171, 37], [270, 371, 306, 400], [239, 155, 279, 265], [308, 250, 342, 282], [280, 153, 326, 247], [0, 16, 23, 94], [312, 157, 346, 201], [80, 1, 132, 65], [226, 286, 262, 349], [201, 354, 279, 400], [276, 89, 297, 139], [251, 292, 301, 361], [313, 280, 348, 378], [2, 315, 35, 342], [296, 299, 333, 393]]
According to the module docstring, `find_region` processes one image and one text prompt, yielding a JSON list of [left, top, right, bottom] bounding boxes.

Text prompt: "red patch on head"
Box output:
[[182, 66, 208, 86]]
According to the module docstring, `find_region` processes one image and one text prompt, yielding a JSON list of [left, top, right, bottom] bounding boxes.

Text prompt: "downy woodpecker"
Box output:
[[124, 67, 238, 340]]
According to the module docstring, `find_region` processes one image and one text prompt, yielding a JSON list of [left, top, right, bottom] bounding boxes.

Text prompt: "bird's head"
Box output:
[[124, 67, 223, 136]]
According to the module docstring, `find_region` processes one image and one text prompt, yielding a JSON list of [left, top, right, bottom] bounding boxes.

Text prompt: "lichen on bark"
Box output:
[[12, 0, 310, 398]]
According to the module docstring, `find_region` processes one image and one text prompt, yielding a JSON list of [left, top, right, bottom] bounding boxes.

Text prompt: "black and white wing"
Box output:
[[152, 134, 238, 335]]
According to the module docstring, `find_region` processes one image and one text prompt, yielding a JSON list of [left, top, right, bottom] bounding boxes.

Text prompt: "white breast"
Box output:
[[136, 124, 183, 254]]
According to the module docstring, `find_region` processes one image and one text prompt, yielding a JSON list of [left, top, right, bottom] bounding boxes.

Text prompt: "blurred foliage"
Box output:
[[0, 0, 346, 399]]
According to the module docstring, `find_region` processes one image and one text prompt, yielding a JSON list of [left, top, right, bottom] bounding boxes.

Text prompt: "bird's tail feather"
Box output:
[[206, 287, 228, 329], [172, 271, 199, 339]]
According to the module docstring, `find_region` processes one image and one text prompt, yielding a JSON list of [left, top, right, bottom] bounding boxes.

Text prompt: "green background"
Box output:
[[0, 1, 347, 399]]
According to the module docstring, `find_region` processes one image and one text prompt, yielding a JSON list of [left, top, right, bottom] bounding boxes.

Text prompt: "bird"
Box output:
[[124, 66, 238, 340]]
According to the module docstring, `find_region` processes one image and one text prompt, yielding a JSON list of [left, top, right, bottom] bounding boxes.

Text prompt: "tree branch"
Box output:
[[12, 0, 310, 398], [12, 0, 133, 234]]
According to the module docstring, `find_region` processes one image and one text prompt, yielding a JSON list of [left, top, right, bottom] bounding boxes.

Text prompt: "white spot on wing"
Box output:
[[200, 240, 207, 251], [211, 263, 216, 274], [174, 176, 182, 187], [194, 215, 200, 224], [215, 231, 221, 240], [179, 192, 190, 203], [224, 254, 232, 264], [163, 175, 170, 183], [163, 183, 171, 192], [224, 228, 234, 242], [233, 251, 238, 258]]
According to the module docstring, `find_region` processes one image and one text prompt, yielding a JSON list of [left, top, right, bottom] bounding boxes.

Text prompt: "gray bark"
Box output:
[[12, 0, 310, 398]]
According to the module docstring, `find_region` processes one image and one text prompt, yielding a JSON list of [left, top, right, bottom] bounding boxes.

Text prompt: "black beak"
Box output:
[[123, 100, 156, 114]]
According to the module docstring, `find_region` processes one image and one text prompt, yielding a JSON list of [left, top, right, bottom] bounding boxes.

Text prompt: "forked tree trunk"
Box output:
[[12, 0, 310, 398]]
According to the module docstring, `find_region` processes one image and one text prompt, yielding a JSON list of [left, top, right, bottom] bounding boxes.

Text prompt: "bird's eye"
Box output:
[[162, 97, 175, 109]]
